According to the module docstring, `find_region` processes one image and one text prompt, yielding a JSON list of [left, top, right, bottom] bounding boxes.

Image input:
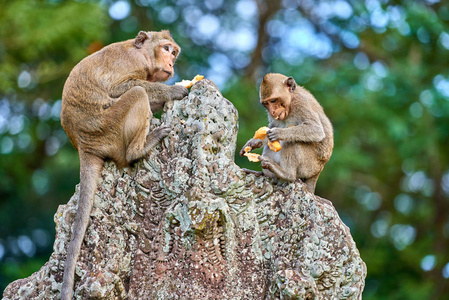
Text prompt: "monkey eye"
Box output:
[[171, 50, 177, 56], [163, 45, 170, 51]]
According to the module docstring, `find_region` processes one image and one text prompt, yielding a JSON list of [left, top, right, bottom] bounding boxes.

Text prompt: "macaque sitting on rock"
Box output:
[[240, 73, 333, 194], [60, 30, 188, 300]]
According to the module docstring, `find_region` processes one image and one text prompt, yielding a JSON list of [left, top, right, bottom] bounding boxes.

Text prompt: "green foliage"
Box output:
[[0, 256, 49, 286], [0, 0, 109, 95], [224, 77, 266, 170]]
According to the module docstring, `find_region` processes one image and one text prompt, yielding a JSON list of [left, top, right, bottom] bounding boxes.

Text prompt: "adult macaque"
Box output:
[[240, 73, 333, 193], [60, 30, 188, 300]]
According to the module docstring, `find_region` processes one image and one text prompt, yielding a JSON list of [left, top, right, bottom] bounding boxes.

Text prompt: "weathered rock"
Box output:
[[2, 79, 366, 300]]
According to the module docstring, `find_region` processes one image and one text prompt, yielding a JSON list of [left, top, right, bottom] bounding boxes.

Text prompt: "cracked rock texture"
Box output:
[[2, 79, 366, 299]]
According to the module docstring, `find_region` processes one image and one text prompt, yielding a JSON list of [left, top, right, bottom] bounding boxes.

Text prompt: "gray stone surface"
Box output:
[[3, 79, 366, 299]]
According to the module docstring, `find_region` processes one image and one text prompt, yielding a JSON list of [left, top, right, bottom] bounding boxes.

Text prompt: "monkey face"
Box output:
[[151, 41, 180, 82], [134, 31, 181, 83], [259, 73, 296, 121], [261, 97, 291, 120]]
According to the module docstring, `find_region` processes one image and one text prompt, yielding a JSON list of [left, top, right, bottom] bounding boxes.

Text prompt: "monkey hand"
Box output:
[[155, 124, 173, 140], [259, 155, 274, 170], [147, 124, 172, 143], [239, 139, 263, 156], [267, 128, 282, 142], [169, 85, 189, 100], [143, 124, 172, 152]]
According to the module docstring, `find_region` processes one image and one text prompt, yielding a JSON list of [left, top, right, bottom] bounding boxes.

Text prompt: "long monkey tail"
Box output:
[[61, 151, 104, 300]]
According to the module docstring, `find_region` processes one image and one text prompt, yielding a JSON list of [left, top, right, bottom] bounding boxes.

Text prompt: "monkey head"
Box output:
[[260, 73, 297, 121], [134, 30, 181, 82]]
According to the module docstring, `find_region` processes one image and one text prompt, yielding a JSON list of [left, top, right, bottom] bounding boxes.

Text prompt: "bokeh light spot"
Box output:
[[197, 14, 220, 38], [32, 169, 50, 195], [18, 71, 32, 89], [389, 224, 416, 250], [420, 255, 436, 271], [109, 1, 131, 20], [394, 194, 414, 215], [18, 235, 36, 257], [443, 262, 449, 278]]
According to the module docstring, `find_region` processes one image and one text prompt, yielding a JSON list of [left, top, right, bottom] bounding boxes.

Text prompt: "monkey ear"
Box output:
[[134, 31, 151, 49], [284, 77, 296, 92], [161, 30, 172, 37]]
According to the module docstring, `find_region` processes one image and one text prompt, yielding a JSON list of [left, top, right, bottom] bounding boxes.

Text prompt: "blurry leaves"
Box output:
[[0, 0, 108, 95]]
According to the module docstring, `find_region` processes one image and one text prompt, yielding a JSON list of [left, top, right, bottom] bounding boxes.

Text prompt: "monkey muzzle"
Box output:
[[275, 111, 287, 120]]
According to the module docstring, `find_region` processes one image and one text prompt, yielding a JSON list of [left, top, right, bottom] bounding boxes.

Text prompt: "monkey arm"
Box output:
[[109, 79, 173, 100], [268, 115, 325, 143]]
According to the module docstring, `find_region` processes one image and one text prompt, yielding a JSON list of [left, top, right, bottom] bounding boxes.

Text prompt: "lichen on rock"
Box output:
[[2, 79, 366, 300]]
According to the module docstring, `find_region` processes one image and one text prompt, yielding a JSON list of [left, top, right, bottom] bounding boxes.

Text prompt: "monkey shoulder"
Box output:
[[86, 40, 141, 70]]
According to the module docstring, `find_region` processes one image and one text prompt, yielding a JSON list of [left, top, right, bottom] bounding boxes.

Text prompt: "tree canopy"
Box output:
[[1, 0, 449, 298]]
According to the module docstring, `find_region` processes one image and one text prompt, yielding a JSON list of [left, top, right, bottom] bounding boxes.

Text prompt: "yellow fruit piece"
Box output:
[[268, 140, 281, 152], [175, 74, 204, 88], [193, 75, 204, 81], [253, 126, 269, 140], [175, 79, 193, 88], [244, 146, 251, 153], [253, 126, 282, 152], [244, 152, 261, 162]]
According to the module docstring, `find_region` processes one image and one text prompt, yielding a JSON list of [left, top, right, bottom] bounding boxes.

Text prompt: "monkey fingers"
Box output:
[[249, 139, 264, 149], [258, 156, 272, 169], [144, 124, 172, 151], [241, 168, 263, 176], [240, 139, 261, 156], [154, 124, 173, 140], [267, 128, 281, 141], [170, 85, 189, 100], [239, 147, 249, 156]]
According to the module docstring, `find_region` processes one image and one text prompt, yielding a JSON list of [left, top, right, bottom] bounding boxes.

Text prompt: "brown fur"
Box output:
[[240, 73, 333, 193], [60, 30, 188, 300]]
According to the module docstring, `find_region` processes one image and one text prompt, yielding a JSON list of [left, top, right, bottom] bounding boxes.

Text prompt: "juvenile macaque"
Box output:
[[240, 73, 333, 193], [60, 30, 188, 300]]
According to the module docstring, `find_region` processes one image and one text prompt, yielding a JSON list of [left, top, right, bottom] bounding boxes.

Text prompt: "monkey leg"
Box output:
[[296, 156, 323, 194], [115, 86, 153, 163], [303, 174, 319, 194]]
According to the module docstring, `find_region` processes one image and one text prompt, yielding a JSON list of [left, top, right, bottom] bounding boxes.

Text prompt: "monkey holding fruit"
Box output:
[[240, 73, 333, 193], [60, 30, 188, 300]]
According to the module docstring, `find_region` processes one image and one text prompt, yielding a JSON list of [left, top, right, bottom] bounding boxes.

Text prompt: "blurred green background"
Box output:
[[1, 0, 449, 298]]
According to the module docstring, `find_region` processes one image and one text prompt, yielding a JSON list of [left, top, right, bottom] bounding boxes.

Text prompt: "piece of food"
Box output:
[[268, 140, 281, 152], [244, 152, 261, 162], [253, 126, 282, 152], [175, 74, 204, 88], [244, 126, 282, 162], [253, 126, 269, 140], [193, 74, 204, 81], [176, 79, 192, 88]]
